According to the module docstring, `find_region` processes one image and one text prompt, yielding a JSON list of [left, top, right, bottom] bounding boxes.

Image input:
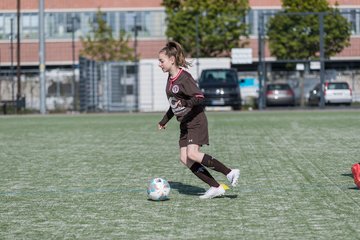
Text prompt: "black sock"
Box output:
[[201, 154, 231, 175], [190, 162, 219, 187]]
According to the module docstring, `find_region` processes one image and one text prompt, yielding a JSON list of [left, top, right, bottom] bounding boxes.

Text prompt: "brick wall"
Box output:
[[2, 37, 357, 65], [0, 0, 358, 65], [0, 39, 167, 65]]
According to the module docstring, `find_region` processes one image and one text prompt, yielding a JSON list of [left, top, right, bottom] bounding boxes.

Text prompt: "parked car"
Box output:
[[265, 83, 295, 106], [308, 81, 352, 106], [198, 68, 242, 110]]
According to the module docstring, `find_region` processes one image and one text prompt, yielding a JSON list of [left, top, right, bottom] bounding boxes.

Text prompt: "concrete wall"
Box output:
[[139, 58, 231, 112]]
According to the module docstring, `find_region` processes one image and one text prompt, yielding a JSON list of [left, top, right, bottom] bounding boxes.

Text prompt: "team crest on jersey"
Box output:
[[172, 85, 179, 93]]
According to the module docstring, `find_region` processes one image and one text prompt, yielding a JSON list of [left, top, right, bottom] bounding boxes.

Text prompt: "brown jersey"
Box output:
[[160, 69, 205, 124], [159, 69, 209, 147]]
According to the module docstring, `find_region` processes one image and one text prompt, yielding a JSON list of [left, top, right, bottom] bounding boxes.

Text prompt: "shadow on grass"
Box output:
[[219, 194, 238, 199], [147, 198, 171, 202], [169, 181, 238, 199], [342, 173, 359, 190], [169, 181, 205, 196], [341, 173, 353, 178]]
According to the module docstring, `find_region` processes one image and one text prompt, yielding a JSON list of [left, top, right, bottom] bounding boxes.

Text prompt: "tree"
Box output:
[[162, 0, 250, 57], [80, 10, 135, 61], [266, 0, 351, 61]]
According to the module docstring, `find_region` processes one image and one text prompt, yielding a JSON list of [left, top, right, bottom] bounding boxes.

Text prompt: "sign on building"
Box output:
[[231, 48, 253, 64]]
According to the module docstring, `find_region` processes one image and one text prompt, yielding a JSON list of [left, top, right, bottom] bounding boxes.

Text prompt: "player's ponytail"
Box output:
[[160, 41, 192, 69]]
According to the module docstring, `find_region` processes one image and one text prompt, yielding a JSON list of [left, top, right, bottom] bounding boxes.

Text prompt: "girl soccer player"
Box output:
[[157, 41, 240, 199]]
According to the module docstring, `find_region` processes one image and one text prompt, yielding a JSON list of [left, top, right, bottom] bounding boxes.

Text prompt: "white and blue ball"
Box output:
[[147, 178, 171, 201]]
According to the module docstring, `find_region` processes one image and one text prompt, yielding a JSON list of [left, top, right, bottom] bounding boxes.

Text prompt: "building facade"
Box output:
[[0, 0, 166, 67], [0, 0, 359, 68]]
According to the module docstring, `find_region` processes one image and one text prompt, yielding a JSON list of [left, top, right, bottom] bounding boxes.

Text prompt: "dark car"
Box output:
[[198, 69, 242, 110], [265, 83, 295, 106]]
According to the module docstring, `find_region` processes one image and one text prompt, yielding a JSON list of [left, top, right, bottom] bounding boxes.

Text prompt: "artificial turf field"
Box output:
[[1, 110, 360, 239]]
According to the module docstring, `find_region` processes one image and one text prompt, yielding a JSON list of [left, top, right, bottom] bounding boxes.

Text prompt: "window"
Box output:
[[143, 11, 166, 37], [329, 9, 359, 35], [327, 82, 349, 90], [22, 13, 38, 39], [0, 14, 4, 39], [246, 10, 255, 35], [107, 12, 117, 34], [0, 10, 167, 40], [3, 14, 16, 40], [201, 70, 237, 84], [53, 12, 66, 38], [349, 9, 360, 35], [119, 11, 165, 38], [249, 9, 280, 36], [81, 12, 96, 36]]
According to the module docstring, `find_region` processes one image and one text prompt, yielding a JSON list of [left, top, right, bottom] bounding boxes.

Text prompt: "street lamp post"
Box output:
[[257, 12, 266, 110], [71, 16, 77, 111], [16, 0, 21, 112], [10, 18, 15, 103], [133, 15, 141, 112], [318, 13, 325, 109], [39, 0, 46, 114]]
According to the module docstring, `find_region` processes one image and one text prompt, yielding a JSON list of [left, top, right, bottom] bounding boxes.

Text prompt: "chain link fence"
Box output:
[[1, 61, 359, 114]]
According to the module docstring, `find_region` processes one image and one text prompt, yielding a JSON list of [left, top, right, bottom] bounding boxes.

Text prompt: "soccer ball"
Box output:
[[147, 178, 171, 201]]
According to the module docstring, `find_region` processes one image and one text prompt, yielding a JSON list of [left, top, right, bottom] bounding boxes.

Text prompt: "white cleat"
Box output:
[[199, 185, 225, 199], [227, 169, 240, 187]]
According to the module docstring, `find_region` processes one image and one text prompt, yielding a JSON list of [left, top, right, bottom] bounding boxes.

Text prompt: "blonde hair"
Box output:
[[159, 41, 191, 68]]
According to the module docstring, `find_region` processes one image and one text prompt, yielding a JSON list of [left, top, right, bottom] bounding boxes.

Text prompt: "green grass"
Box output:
[[1, 110, 360, 239]]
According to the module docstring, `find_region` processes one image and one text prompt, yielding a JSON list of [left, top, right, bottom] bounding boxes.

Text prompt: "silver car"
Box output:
[[265, 83, 295, 106]]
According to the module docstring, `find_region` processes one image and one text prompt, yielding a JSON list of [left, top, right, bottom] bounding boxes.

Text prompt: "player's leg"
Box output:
[[187, 144, 240, 187], [182, 145, 225, 199], [184, 112, 237, 181], [179, 147, 219, 188], [187, 144, 230, 175]]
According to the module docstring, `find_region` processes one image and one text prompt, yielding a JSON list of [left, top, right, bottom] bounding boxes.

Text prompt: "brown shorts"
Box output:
[[179, 111, 209, 147]]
